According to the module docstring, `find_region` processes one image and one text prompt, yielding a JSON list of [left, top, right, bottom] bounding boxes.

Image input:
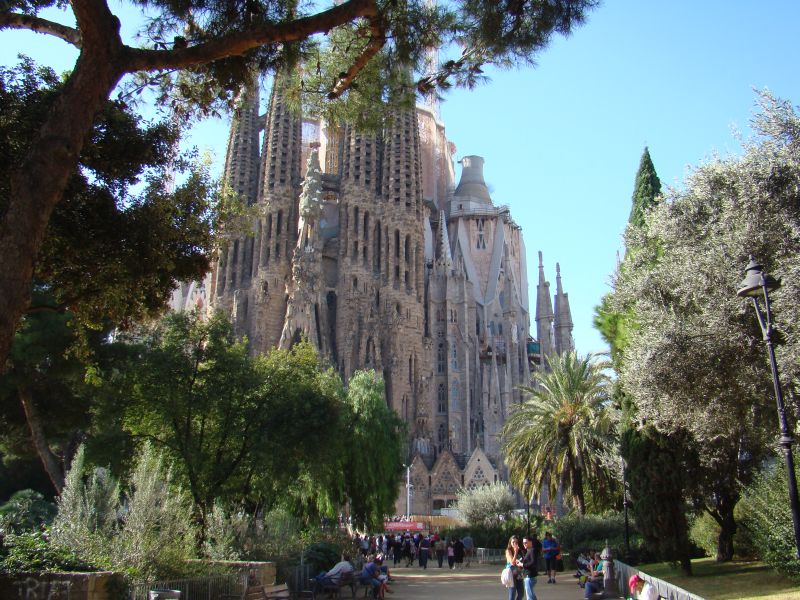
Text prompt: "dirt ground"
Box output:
[[384, 562, 586, 600]]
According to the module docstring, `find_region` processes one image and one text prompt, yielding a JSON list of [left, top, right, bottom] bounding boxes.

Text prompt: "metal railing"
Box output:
[[475, 548, 506, 565], [614, 560, 705, 600], [131, 574, 244, 600]]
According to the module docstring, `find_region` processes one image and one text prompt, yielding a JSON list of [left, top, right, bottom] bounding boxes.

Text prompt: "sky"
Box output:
[[4, 1, 800, 354]]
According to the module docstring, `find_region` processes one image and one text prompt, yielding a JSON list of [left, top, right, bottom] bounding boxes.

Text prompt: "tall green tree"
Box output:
[[611, 91, 799, 561], [342, 370, 405, 530], [501, 352, 615, 515], [101, 311, 345, 535], [0, 0, 597, 372], [628, 146, 662, 228]]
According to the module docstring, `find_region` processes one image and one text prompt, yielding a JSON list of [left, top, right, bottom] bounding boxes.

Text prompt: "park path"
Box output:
[[385, 563, 582, 600]]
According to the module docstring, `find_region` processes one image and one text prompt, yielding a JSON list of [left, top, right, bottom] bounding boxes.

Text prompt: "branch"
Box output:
[[19, 385, 65, 494], [328, 14, 385, 99], [0, 12, 82, 47], [121, 0, 379, 76]]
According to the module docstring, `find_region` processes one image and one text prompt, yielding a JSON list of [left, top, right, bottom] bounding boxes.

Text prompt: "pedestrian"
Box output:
[[453, 537, 465, 568], [447, 539, 455, 569], [419, 535, 431, 569], [521, 535, 541, 600], [628, 574, 658, 600], [435, 536, 446, 568], [542, 531, 560, 584], [504, 535, 524, 600], [462, 533, 474, 567]]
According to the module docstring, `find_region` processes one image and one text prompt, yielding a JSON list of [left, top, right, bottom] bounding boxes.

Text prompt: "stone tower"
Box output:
[[200, 74, 577, 515]]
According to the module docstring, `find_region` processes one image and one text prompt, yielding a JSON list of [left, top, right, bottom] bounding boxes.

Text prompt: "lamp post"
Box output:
[[404, 464, 413, 519], [737, 256, 800, 559], [524, 478, 531, 539], [621, 459, 630, 562]]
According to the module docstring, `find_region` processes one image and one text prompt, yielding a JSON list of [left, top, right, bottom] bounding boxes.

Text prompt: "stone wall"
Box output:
[[0, 572, 122, 600]]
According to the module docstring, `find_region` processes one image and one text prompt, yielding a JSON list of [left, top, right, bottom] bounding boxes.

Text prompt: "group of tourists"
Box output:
[[503, 531, 561, 600], [352, 532, 474, 570]]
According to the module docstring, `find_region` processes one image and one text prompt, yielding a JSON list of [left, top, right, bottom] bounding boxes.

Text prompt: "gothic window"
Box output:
[[437, 342, 445, 374], [449, 309, 457, 323], [394, 230, 400, 260], [353, 277, 358, 290], [363, 212, 369, 240], [489, 321, 495, 335], [353, 207, 359, 234], [267, 214, 273, 239], [436, 307, 445, 322], [437, 384, 446, 413], [405, 235, 411, 263], [438, 423, 446, 446], [451, 345, 458, 369], [276, 211, 283, 237], [476, 316, 481, 335], [408, 356, 413, 384], [451, 385, 459, 412], [498, 323, 503, 335], [476, 218, 486, 249]]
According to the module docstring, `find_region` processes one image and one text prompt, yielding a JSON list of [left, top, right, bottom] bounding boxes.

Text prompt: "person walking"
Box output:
[[521, 535, 541, 600], [504, 536, 525, 600], [419, 535, 431, 569], [447, 539, 455, 569], [462, 534, 474, 567], [435, 536, 446, 568], [453, 537, 465, 569], [541, 531, 560, 584]]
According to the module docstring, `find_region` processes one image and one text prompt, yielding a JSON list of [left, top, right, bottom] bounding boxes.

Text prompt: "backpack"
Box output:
[[501, 567, 514, 588]]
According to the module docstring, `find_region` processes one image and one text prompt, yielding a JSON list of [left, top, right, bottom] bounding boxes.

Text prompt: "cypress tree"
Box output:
[[628, 147, 662, 228]]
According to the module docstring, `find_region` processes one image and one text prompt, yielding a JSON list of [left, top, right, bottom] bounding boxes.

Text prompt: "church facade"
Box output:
[[174, 77, 575, 516]]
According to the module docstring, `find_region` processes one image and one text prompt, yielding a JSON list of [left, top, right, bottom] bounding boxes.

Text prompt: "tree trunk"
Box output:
[[715, 502, 737, 561], [571, 459, 586, 515], [0, 1, 125, 372], [19, 385, 65, 493]]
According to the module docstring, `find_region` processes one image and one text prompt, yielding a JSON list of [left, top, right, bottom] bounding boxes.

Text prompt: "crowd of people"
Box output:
[[351, 532, 475, 570]]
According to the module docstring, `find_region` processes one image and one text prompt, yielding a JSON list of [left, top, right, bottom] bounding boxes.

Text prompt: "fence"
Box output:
[[130, 573, 244, 600], [614, 560, 706, 600], [475, 548, 506, 565], [285, 563, 314, 593]]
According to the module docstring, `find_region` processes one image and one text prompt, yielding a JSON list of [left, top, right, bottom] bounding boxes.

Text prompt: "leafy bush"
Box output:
[[454, 482, 516, 527], [551, 512, 654, 566], [441, 515, 534, 549], [51, 443, 197, 580], [688, 511, 718, 558], [0, 489, 56, 533], [737, 458, 800, 583], [0, 530, 98, 574], [303, 541, 342, 573]]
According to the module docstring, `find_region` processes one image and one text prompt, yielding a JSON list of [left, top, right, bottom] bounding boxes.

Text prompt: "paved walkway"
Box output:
[[384, 563, 585, 600]]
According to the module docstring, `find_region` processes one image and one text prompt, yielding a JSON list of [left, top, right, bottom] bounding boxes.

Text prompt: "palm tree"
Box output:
[[501, 351, 616, 515]]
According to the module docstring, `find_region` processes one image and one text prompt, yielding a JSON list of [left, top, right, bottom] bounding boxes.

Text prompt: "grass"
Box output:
[[636, 557, 799, 600]]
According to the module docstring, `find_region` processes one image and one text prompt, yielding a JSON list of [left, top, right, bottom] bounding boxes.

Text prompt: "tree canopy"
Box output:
[[501, 351, 616, 515], [0, 0, 597, 371]]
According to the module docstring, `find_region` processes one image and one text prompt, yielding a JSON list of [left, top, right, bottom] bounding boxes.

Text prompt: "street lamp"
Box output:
[[403, 464, 413, 519], [621, 459, 630, 562], [523, 478, 531, 539], [737, 255, 800, 559]]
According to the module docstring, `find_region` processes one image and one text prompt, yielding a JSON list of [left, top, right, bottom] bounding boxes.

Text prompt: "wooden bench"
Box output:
[[310, 571, 357, 599]]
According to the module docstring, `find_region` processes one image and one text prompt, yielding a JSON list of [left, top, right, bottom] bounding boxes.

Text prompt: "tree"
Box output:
[[627, 146, 662, 228], [454, 482, 516, 527], [621, 427, 695, 575], [501, 351, 615, 515], [0, 0, 597, 371], [342, 370, 405, 530], [610, 91, 800, 561], [102, 311, 345, 535]]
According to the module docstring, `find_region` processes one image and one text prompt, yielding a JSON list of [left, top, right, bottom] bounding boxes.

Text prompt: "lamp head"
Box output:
[[737, 255, 781, 298]]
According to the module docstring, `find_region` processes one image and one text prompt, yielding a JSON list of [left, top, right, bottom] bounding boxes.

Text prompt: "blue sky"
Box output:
[[3, 1, 800, 354]]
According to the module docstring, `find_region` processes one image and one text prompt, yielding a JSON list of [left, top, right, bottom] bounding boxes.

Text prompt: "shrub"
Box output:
[[551, 512, 653, 566], [737, 458, 800, 583], [303, 541, 342, 573], [0, 530, 98, 574], [454, 482, 516, 527], [441, 515, 533, 549], [0, 490, 56, 534]]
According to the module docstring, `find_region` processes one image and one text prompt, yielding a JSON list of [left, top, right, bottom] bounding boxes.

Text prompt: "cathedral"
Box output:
[[171, 76, 575, 516]]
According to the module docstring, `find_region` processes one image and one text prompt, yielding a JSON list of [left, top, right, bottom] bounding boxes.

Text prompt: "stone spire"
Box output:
[[553, 262, 575, 355], [260, 75, 302, 196], [435, 210, 452, 270], [382, 108, 422, 210], [341, 125, 380, 192], [222, 85, 262, 206], [535, 251, 555, 359]]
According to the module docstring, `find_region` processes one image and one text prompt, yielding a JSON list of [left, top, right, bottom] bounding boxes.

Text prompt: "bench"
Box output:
[[311, 571, 357, 599]]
